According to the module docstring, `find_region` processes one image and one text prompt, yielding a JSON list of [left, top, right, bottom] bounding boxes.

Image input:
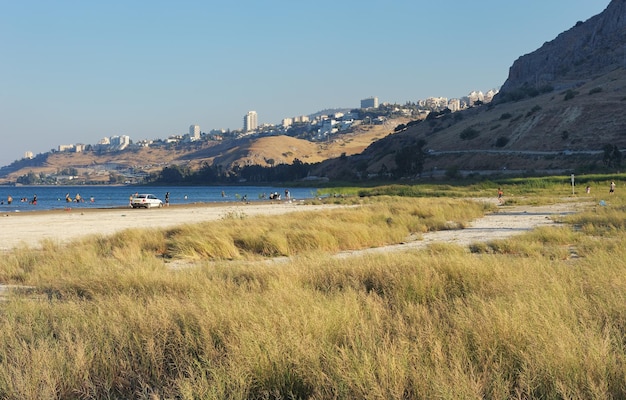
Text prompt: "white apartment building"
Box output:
[[419, 97, 449, 109], [360, 97, 379, 109], [282, 117, 293, 128], [448, 98, 461, 112], [189, 124, 201, 140], [110, 135, 131, 150], [467, 91, 485, 106], [484, 89, 499, 103], [58, 144, 74, 152], [243, 111, 258, 132]]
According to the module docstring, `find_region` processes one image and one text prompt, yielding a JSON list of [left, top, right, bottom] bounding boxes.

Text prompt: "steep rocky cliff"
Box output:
[[500, 0, 626, 94]]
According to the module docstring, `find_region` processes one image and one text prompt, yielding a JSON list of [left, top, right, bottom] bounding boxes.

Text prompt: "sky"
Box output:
[[0, 0, 610, 167]]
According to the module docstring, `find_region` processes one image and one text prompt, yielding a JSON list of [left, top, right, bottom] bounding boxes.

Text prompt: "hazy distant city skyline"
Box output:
[[0, 1, 609, 167]]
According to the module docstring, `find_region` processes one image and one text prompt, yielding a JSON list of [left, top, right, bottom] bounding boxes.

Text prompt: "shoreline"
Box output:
[[0, 199, 289, 217]]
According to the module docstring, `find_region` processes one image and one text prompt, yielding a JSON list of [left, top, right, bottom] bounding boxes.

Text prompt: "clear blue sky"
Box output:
[[0, 0, 609, 167]]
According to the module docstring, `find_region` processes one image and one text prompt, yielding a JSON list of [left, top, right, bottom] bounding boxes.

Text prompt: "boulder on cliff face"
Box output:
[[499, 0, 626, 95]]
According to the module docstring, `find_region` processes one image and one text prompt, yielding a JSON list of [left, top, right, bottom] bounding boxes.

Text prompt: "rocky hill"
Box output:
[[312, 0, 626, 179], [501, 0, 626, 94]]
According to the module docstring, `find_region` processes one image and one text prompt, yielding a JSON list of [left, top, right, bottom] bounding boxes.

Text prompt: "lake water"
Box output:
[[0, 185, 321, 212]]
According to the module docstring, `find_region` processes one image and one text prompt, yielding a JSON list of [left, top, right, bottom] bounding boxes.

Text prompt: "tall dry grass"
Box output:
[[162, 196, 492, 261], [0, 193, 625, 398]]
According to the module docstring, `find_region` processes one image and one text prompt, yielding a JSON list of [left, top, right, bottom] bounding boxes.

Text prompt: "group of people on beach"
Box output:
[[2, 196, 34, 204], [65, 193, 92, 203], [582, 181, 616, 195], [582, 181, 617, 195], [496, 180, 618, 205], [219, 189, 291, 202], [0, 193, 97, 207], [266, 190, 290, 201]]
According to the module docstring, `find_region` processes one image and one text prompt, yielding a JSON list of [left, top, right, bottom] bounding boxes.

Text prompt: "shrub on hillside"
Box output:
[[589, 87, 603, 95], [564, 90, 578, 101], [498, 84, 553, 103], [460, 127, 480, 140], [526, 105, 542, 117], [495, 136, 509, 147]]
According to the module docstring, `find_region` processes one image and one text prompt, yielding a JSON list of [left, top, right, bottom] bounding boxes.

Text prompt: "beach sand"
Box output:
[[0, 201, 341, 251]]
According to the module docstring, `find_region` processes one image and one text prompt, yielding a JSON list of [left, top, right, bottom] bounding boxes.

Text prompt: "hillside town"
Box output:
[[22, 90, 497, 161]]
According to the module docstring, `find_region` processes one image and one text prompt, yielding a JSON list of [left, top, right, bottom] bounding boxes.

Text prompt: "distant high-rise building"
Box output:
[[360, 97, 379, 109], [484, 89, 499, 103], [109, 135, 131, 150], [243, 111, 258, 132], [282, 117, 293, 128], [448, 98, 461, 112], [189, 124, 200, 140], [467, 91, 485, 106]]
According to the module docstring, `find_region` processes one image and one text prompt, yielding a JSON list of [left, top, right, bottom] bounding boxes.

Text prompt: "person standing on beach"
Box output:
[[610, 181, 616, 194], [165, 192, 170, 206], [497, 187, 504, 205]]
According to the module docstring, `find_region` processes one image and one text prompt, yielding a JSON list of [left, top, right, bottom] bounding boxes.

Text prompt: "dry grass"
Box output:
[[161, 196, 491, 261], [0, 193, 625, 398]]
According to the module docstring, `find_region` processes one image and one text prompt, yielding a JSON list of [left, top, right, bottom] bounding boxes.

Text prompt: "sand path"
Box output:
[[336, 199, 584, 258]]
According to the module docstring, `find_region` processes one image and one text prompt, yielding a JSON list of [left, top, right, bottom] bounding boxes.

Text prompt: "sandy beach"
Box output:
[[0, 201, 342, 251], [0, 198, 585, 252]]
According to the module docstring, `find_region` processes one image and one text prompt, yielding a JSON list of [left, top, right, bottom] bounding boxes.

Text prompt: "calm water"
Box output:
[[0, 185, 321, 212]]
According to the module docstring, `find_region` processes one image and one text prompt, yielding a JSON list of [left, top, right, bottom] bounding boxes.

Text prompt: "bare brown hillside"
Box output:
[[313, 68, 626, 180], [211, 122, 402, 168]]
